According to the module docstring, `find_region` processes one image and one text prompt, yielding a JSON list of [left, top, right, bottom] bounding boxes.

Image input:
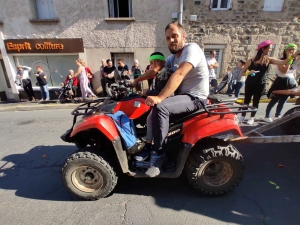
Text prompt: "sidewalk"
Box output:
[[0, 95, 298, 112], [0, 100, 81, 112]]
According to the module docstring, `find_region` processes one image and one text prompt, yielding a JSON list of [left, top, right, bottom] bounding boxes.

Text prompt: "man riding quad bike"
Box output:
[[60, 70, 255, 200]]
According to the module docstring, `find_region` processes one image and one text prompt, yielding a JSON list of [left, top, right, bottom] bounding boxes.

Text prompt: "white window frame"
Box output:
[[210, 0, 232, 11], [108, 0, 132, 18], [262, 0, 284, 12]]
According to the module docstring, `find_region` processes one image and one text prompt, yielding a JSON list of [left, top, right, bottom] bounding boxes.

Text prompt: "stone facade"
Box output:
[[183, 0, 300, 76]]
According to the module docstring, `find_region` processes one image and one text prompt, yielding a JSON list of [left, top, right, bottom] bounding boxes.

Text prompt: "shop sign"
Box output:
[[4, 38, 84, 54]]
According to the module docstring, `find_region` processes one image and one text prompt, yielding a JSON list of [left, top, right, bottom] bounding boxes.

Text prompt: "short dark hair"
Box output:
[[106, 59, 112, 64], [210, 50, 216, 55], [165, 22, 185, 33], [117, 59, 124, 62], [239, 60, 246, 65]]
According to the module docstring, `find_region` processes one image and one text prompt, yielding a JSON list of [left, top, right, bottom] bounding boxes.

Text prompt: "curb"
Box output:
[[236, 98, 296, 104], [0, 103, 80, 112]]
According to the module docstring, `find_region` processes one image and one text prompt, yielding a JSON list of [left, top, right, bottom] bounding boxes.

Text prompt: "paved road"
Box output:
[[0, 103, 299, 225]]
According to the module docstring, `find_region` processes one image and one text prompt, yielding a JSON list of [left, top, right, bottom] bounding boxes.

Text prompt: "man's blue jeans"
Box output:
[[40, 84, 50, 100], [265, 94, 289, 118]]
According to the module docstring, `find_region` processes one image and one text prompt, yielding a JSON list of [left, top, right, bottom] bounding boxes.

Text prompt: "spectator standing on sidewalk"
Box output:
[[35, 66, 50, 101], [239, 40, 300, 125], [103, 59, 116, 84], [73, 59, 96, 100], [117, 59, 131, 80], [81, 62, 95, 94], [100, 59, 107, 96], [206, 50, 219, 92], [15, 65, 35, 101], [264, 43, 299, 122], [145, 63, 154, 90], [226, 60, 246, 98], [131, 59, 143, 92]]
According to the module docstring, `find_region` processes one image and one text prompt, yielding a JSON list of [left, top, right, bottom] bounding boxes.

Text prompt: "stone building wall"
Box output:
[[183, 0, 300, 76]]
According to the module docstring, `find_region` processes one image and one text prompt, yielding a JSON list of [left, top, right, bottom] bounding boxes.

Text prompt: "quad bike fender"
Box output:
[[70, 114, 119, 141], [182, 114, 242, 145], [70, 115, 130, 173]]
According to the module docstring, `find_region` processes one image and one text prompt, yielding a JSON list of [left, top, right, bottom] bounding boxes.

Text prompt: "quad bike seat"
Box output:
[[169, 108, 206, 125], [208, 94, 237, 104]]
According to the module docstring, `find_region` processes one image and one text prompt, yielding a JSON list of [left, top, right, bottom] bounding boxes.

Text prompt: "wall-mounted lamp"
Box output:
[[172, 12, 178, 22], [190, 15, 197, 21], [190, 15, 197, 24]]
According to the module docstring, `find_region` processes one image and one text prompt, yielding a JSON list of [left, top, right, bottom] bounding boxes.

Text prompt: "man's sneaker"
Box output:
[[134, 144, 152, 161], [274, 115, 282, 120], [247, 117, 254, 125], [45, 98, 50, 101], [264, 117, 273, 123], [145, 151, 165, 177], [238, 116, 245, 124]]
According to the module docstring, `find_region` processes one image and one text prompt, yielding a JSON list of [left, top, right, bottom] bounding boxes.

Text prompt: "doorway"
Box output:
[[204, 45, 226, 78]]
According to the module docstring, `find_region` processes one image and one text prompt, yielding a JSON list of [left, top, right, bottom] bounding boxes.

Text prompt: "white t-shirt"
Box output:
[[206, 57, 217, 79], [276, 66, 295, 79], [165, 43, 209, 99], [20, 66, 32, 79]]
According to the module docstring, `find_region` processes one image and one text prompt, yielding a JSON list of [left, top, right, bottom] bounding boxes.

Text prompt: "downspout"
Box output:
[[179, 0, 183, 24]]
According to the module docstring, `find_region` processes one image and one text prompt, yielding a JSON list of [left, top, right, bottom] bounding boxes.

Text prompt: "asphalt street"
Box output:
[[0, 103, 299, 225]]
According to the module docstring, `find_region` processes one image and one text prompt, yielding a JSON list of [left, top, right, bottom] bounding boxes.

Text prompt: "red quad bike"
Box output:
[[60, 73, 256, 200]]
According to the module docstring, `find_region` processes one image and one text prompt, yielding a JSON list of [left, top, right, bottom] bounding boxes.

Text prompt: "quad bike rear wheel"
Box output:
[[61, 150, 118, 200], [280, 106, 300, 135], [185, 139, 244, 195]]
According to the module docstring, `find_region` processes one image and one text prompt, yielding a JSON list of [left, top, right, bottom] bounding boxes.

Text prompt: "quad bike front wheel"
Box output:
[[185, 139, 244, 195], [280, 106, 300, 135], [61, 150, 118, 200]]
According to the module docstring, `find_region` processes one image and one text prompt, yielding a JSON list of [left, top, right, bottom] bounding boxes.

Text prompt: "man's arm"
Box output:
[[213, 60, 219, 68], [23, 66, 32, 71], [133, 70, 157, 83], [158, 62, 193, 100], [145, 62, 193, 106]]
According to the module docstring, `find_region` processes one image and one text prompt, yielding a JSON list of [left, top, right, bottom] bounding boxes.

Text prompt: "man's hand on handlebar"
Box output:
[[130, 79, 137, 87]]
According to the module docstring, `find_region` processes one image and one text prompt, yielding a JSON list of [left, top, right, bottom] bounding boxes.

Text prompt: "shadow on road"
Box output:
[[0, 145, 78, 201], [1, 143, 300, 224]]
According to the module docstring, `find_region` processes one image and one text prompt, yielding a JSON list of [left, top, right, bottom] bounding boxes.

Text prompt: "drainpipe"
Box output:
[[179, 0, 183, 24]]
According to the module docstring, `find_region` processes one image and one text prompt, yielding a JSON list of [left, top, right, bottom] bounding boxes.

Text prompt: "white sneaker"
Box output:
[[238, 116, 245, 124], [247, 117, 254, 125], [264, 117, 273, 123], [274, 115, 282, 120]]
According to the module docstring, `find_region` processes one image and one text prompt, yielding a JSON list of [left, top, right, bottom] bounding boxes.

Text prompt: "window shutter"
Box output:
[[36, 0, 50, 19], [47, 0, 56, 19], [128, 0, 132, 17], [263, 0, 284, 12], [108, 0, 115, 17], [209, 0, 213, 10], [227, 0, 232, 9]]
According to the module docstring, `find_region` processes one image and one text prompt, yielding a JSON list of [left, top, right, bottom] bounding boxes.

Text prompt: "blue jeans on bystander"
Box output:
[[265, 94, 289, 118], [40, 84, 50, 100]]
